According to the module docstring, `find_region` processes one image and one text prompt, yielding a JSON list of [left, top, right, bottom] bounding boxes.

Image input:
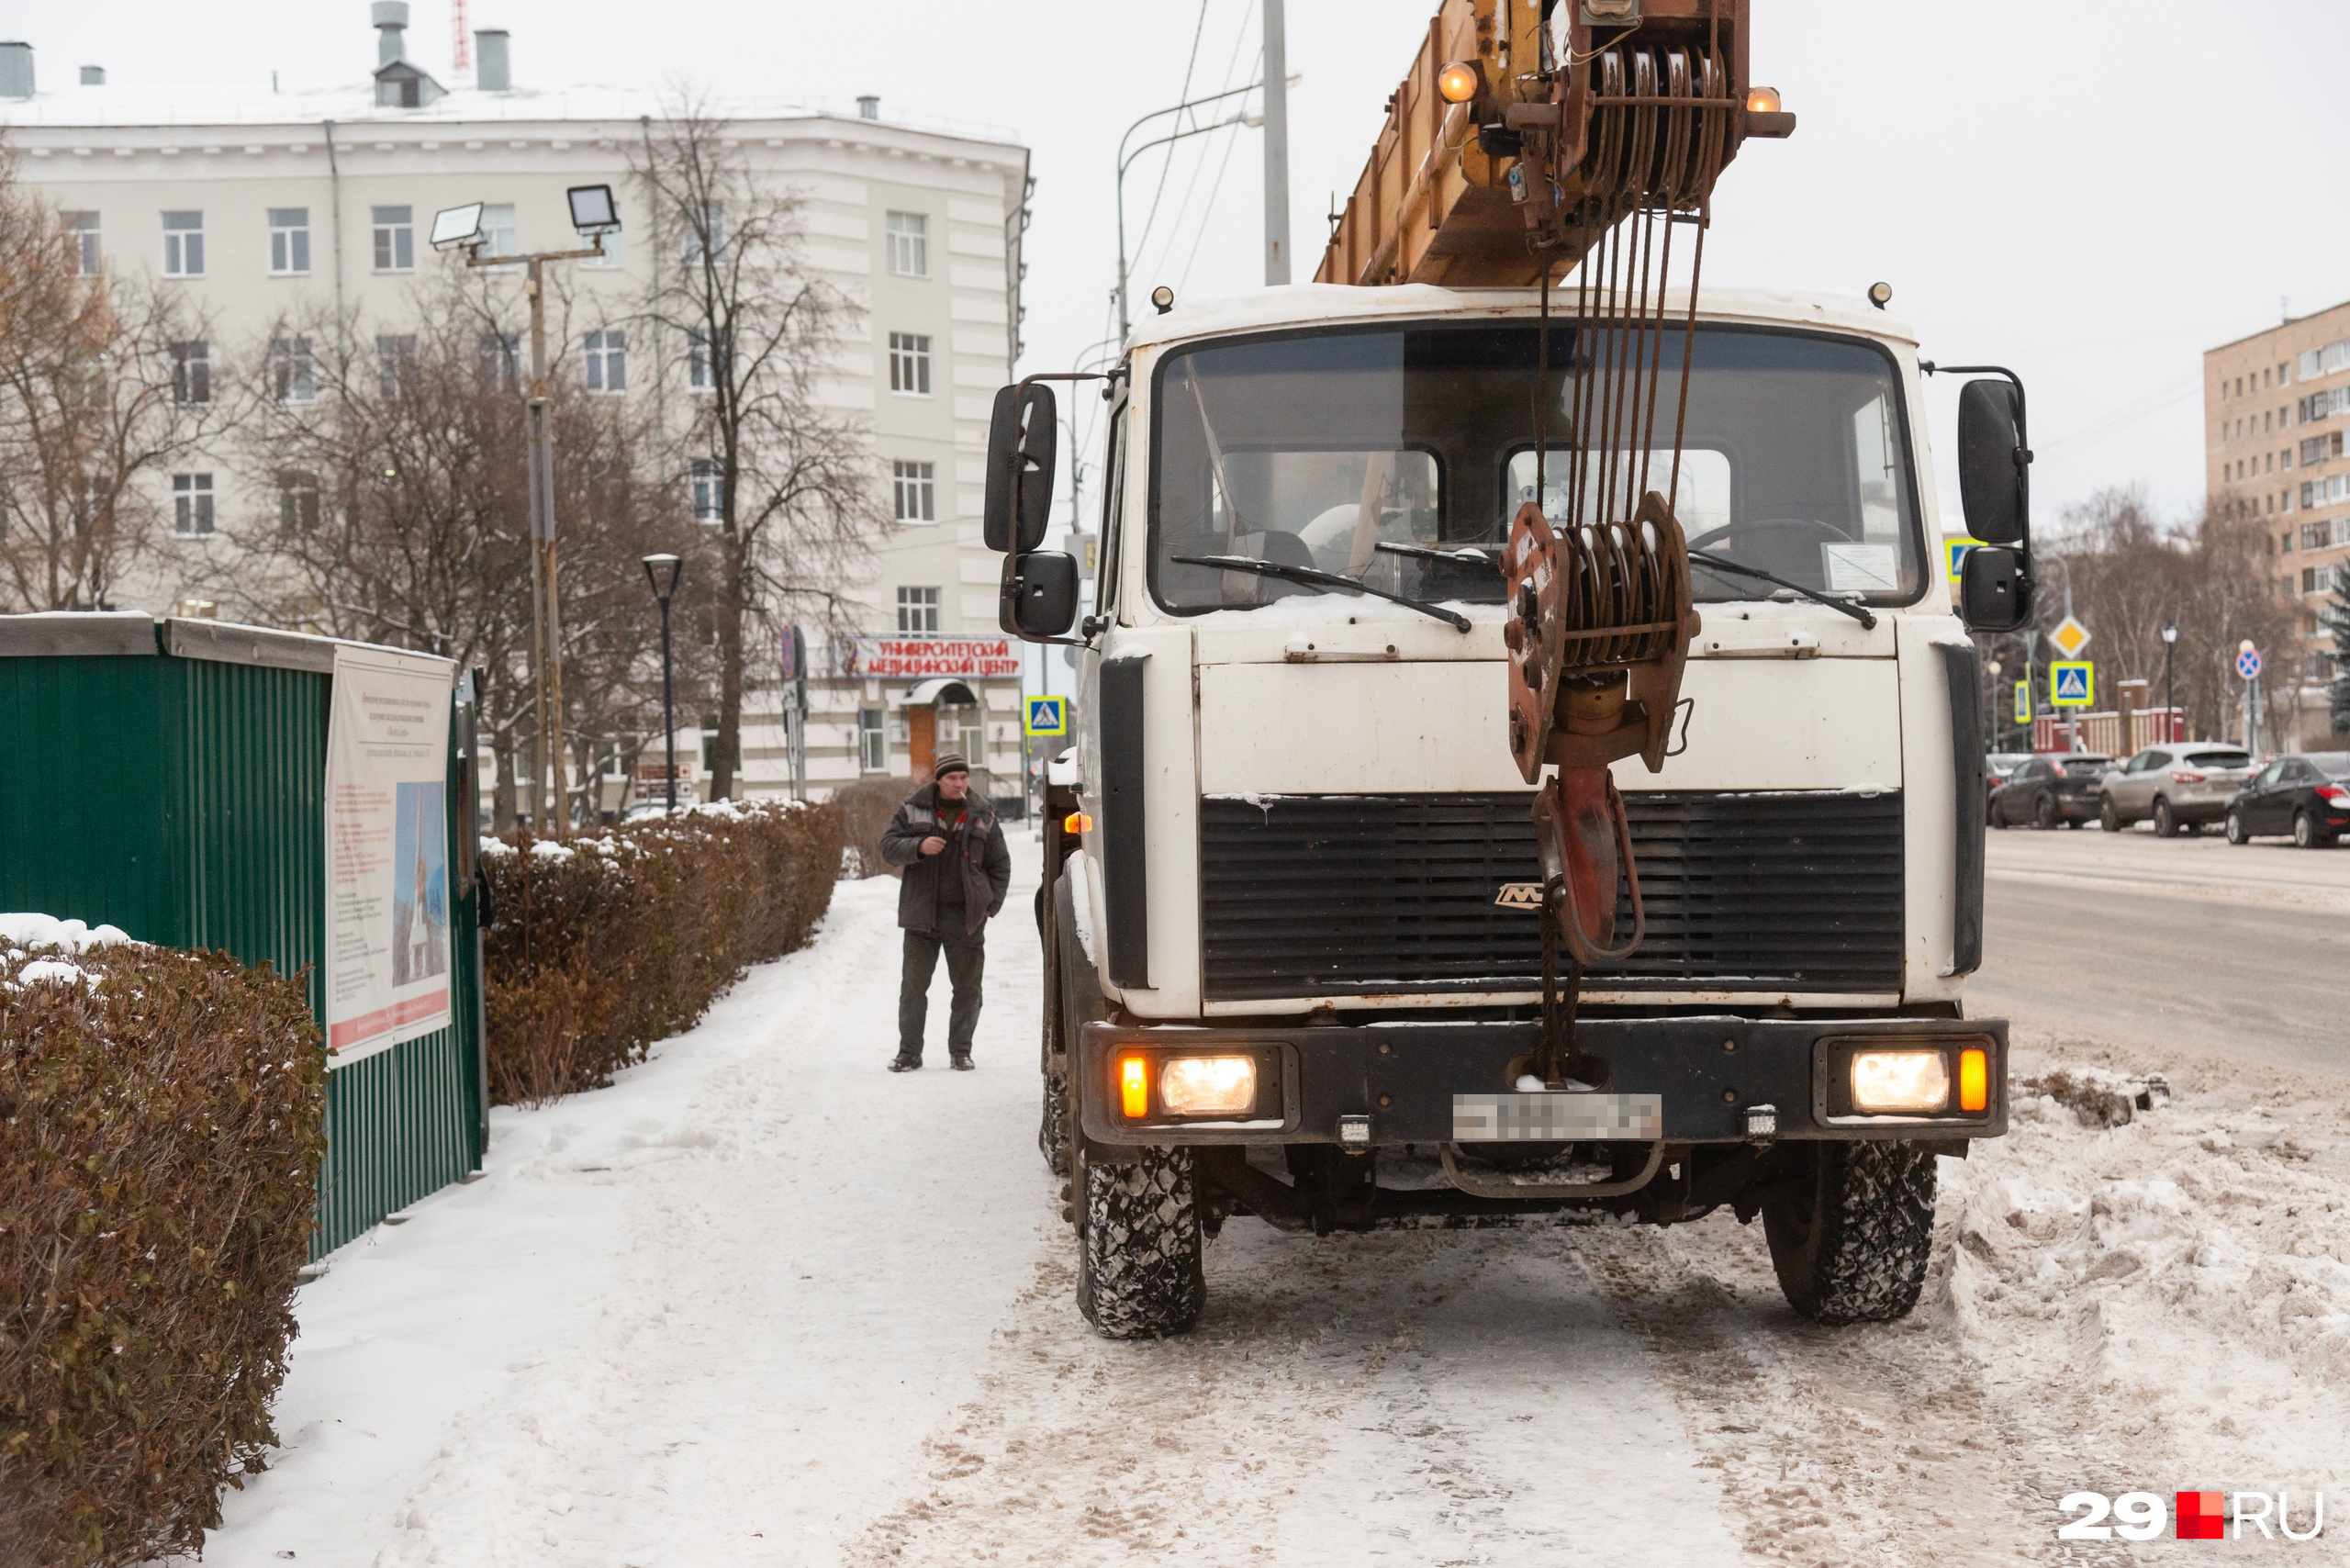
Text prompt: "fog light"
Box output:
[[1851, 1049, 1950, 1114], [1957, 1047, 1989, 1114], [1160, 1055, 1256, 1116], [1119, 1054, 1148, 1119]]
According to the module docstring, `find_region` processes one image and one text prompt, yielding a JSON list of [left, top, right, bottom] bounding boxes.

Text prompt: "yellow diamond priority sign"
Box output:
[[2050, 614, 2092, 660]]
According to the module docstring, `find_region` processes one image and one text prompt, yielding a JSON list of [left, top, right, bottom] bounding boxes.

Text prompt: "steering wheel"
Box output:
[[1685, 516, 1854, 554]]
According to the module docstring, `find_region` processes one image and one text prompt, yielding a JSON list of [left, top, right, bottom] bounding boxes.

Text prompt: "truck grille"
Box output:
[[1198, 790, 1904, 1001]]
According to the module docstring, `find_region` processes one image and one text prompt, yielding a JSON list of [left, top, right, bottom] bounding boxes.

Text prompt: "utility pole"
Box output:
[[1262, 0, 1292, 285]]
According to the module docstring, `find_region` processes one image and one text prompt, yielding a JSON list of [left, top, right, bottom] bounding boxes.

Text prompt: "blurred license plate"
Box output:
[[1452, 1092, 1663, 1142]]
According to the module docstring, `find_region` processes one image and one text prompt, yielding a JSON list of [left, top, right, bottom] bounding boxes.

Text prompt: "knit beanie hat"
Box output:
[[933, 753, 970, 780]]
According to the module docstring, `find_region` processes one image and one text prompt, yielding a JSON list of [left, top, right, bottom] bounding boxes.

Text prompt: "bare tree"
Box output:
[[220, 271, 709, 828], [0, 151, 225, 610], [635, 99, 887, 800]]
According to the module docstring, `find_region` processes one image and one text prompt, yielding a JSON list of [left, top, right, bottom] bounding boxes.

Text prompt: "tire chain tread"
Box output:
[[1079, 1149, 1204, 1339]]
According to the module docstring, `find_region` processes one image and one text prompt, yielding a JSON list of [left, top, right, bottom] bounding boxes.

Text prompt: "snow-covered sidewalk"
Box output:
[[192, 849, 1059, 1564]]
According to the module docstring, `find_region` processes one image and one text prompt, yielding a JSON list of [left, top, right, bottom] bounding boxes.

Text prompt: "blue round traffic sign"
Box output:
[[2236, 646, 2262, 680]]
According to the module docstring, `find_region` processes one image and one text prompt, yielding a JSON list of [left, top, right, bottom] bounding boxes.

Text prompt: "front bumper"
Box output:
[[1078, 1015, 2008, 1147]]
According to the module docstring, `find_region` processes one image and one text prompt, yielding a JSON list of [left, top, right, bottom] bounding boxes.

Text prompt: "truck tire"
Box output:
[[1077, 1148, 1205, 1339], [1762, 1141, 1937, 1325], [1039, 1068, 1071, 1177]]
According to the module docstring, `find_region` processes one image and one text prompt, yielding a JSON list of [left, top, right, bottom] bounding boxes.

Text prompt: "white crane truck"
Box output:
[[987, 1, 2037, 1340]]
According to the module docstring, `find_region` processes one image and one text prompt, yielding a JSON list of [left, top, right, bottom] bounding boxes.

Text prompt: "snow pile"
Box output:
[[0, 912, 137, 951], [1934, 1061, 2350, 1486]]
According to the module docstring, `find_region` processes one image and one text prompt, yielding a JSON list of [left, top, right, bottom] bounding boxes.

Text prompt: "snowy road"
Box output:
[[1977, 828, 2350, 1076], [183, 833, 2350, 1566]]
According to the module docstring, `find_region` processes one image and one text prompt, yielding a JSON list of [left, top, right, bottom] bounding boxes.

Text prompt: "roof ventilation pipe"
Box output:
[[372, 2, 408, 67], [856, 95, 878, 119], [476, 28, 509, 91], [0, 43, 33, 99], [80, 65, 104, 85]]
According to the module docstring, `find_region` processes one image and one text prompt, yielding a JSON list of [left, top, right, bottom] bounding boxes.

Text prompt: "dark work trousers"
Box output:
[[899, 926, 985, 1061]]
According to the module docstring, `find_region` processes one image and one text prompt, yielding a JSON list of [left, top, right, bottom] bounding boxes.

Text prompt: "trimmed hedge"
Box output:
[[481, 798, 843, 1106], [829, 778, 910, 879], [0, 937, 326, 1567]]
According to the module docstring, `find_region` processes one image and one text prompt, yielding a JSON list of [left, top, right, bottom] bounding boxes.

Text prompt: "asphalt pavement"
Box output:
[[1971, 822, 2350, 1077]]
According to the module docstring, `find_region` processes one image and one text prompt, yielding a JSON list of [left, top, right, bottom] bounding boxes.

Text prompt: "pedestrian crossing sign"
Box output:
[[2014, 680, 2031, 724], [2049, 661, 2093, 708], [1024, 695, 1068, 736], [1945, 537, 1984, 581]]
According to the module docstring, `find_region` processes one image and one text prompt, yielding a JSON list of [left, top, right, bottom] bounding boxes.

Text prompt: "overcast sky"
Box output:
[[27, 0, 2350, 532]]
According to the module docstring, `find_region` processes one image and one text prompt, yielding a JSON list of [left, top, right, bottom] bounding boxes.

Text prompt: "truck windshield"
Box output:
[[1149, 320, 1926, 614]]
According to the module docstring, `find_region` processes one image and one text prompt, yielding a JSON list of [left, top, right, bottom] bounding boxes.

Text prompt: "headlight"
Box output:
[[1851, 1049, 1950, 1114], [1160, 1056, 1258, 1116]]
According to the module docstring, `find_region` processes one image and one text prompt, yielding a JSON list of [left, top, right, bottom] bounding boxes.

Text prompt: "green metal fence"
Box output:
[[0, 613, 485, 1255]]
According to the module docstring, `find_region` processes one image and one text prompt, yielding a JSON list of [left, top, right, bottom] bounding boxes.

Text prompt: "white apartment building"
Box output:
[[1, 9, 1035, 803]]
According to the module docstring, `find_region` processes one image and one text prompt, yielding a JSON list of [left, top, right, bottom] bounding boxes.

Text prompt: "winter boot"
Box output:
[[950, 1054, 975, 1071], [889, 1054, 922, 1072]]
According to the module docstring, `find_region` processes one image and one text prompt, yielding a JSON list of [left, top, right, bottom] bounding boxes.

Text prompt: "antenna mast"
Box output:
[[453, 0, 471, 71]]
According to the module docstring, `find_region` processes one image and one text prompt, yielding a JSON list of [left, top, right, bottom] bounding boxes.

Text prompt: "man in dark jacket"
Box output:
[[879, 753, 1012, 1070]]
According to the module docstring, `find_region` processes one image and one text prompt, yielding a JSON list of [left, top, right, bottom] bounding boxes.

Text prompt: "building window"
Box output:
[[270, 337, 315, 403], [691, 458, 724, 522], [162, 210, 204, 277], [172, 473, 214, 535], [892, 459, 935, 521], [482, 203, 519, 259], [169, 341, 209, 405], [479, 332, 520, 390], [278, 470, 320, 532], [858, 709, 886, 772], [2305, 521, 2334, 552], [62, 211, 99, 274], [896, 585, 940, 633], [684, 200, 723, 264], [267, 207, 311, 274], [373, 333, 416, 396], [886, 210, 929, 277], [371, 205, 414, 271], [888, 331, 931, 396], [584, 329, 626, 393], [687, 330, 718, 392]]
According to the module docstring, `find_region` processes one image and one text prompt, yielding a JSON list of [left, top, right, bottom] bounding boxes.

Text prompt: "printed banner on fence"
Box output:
[[325, 645, 457, 1067], [836, 635, 1020, 680]]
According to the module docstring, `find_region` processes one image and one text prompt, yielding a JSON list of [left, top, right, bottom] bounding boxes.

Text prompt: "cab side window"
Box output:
[[1095, 396, 1129, 619]]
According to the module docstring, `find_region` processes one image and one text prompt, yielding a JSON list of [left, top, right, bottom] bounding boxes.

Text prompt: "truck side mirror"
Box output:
[[984, 382, 1057, 553], [1957, 544, 2031, 633], [1957, 379, 2029, 546], [1002, 550, 1080, 639]]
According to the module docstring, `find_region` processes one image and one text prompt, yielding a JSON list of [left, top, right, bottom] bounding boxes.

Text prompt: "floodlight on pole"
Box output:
[[437, 194, 626, 838]]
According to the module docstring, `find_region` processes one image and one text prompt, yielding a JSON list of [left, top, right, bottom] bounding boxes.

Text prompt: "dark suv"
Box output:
[[1990, 753, 2112, 830]]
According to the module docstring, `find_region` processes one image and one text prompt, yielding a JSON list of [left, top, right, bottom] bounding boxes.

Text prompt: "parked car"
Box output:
[[2098, 743, 2255, 836], [2224, 753, 2350, 847], [1985, 751, 2032, 818], [1989, 753, 2112, 829]]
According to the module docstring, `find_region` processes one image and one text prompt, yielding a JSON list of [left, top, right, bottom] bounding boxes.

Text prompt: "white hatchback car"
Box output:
[[2098, 744, 2256, 835]]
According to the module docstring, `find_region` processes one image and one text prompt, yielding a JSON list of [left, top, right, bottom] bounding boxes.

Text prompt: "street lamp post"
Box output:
[[2160, 620, 2178, 743], [1115, 77, 1289, 342], [642, 553, 684, 814], [432, 185, 622, 840]]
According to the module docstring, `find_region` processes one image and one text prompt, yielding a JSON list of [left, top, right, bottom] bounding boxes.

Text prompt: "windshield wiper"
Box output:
[[1170, 554, 1473, 633], [1688, 551, 1878, 629], [1375, 541, 1504, 573]]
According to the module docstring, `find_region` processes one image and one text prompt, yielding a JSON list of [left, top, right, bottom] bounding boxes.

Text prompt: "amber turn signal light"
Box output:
[[1063, 812, 1093, 834], [1437, 61, 1483, 104], [1957, 1047, 1989, 1114], [1119, 1054, 1149, 1119]]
